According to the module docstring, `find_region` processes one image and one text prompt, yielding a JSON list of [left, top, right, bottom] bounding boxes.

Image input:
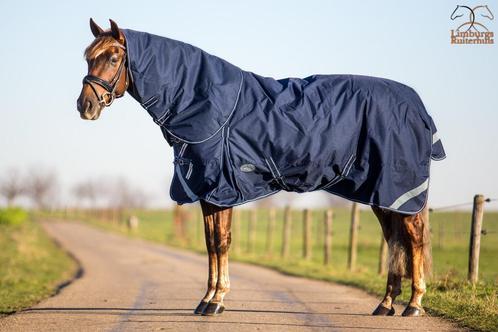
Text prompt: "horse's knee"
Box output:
[[217, 240, 230, 255], [215, 229, 231, 255]]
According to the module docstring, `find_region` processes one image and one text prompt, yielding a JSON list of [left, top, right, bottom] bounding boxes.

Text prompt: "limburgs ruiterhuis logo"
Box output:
[[450, 5, 494, 44]]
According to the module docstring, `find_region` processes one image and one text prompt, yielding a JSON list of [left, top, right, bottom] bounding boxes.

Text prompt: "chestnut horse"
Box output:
[[77, 19, 432, 317]]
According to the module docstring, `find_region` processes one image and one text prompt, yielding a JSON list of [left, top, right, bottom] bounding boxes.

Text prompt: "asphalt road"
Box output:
[[0, 222, 461, 331]]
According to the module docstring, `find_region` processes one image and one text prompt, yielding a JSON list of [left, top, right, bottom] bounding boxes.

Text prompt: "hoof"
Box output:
[[202, 302, 225, 316], [372, 305, 395, 316], [194, 300, 209, 315], [402, 305, 425, 317]]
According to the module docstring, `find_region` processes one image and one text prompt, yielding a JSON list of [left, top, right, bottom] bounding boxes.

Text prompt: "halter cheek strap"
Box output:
[[83, 45, 128, 107]]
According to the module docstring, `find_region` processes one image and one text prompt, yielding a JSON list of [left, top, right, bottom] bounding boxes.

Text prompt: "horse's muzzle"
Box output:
[[77, 98, 99, 120]]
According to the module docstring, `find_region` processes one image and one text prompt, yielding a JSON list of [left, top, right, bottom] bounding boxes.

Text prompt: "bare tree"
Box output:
[[0, 168, 24, 206], [107, 177, 149, 210], [72, 179, 101, 208], [26, 168, 58, 209]]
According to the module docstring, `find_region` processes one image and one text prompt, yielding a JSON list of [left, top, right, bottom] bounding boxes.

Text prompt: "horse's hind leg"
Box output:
[[371, 206, 401, 316], [196, 201, 233, 316], [401, 207, 431, 317]]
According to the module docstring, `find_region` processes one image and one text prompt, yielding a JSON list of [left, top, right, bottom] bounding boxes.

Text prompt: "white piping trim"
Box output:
[[344, 155, 356, 176], [164, 71, 244, 145], [389, 178, 429, 210], [264, 158, 285, 189], [203, 189, 280, 208], [186, 162, 193, 179], [155, 109, 172, 125], [179, 143, 188, 157], [264, 158, 278, 179], [269, 157, 281, 177], [206, 188, 216, 201], [322, 153, 355, 189], [269, 157, 290, 190], [431, 154, 447, 161], [226, 127, 232, 156], [322, 175, 342, 189]]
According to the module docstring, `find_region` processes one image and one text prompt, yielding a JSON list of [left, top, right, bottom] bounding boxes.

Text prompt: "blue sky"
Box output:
[[0, 0, 497, 209]]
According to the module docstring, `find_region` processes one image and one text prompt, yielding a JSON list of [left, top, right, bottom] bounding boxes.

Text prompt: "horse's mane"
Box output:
[[84, 34, 122, 60]]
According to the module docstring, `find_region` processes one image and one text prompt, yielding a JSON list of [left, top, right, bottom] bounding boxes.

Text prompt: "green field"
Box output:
[[0, 218, 78, 314], [52, 207, 498, 331]]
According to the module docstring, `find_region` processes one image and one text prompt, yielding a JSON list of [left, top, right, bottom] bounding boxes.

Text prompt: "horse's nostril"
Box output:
[[77, 99, 93, 115], [85, 100, 92, 113]]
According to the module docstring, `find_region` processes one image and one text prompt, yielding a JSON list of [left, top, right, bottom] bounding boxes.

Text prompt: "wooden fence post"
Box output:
[[247, 209, 257, 253], [173, 204, 186, 241], [233, 209, 241, 255], [303, 209, 312, 260], [324, 209, 333, 265], [281, 206, 292, 259], [378, 237, 388, 275], [266, 208, 276, 255], [348, 202, 360, 271], [468, 194, 485, 284], [112, 209, 118, 224], [127, 215, 139, 231]]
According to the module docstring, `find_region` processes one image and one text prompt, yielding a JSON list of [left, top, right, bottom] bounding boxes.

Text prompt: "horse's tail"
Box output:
[[388, 207, 432, 278]]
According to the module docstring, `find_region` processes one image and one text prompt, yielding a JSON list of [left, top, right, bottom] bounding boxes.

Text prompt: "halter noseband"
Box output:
[[83, 44, 128, 107]]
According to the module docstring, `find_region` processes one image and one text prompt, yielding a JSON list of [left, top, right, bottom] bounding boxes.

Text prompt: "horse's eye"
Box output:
[[110, 56, 119, 64]]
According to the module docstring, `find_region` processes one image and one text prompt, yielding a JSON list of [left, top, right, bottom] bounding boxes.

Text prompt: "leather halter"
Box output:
[[83, 44, 128, 107]]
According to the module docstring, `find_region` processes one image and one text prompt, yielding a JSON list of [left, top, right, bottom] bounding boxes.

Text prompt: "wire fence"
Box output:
[[58, 195, 498, 284], [168, 195, 497, 283]]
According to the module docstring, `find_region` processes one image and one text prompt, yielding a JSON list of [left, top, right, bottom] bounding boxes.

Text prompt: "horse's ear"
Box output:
[[109, 19, 124, 44], [89, 18, 104, 37]]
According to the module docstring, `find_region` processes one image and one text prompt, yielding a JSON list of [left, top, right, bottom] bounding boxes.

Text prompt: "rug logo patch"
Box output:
[[450, 5, 494, 44], [240, 164, 256, 173]]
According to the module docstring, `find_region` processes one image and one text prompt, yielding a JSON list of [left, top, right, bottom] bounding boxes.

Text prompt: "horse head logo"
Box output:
[[451, 5, 494, 32]]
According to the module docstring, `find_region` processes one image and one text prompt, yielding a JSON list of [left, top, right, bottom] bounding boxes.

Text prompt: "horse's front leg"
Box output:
[[194, 201, 219, 314], [195, 201, 233, 316]]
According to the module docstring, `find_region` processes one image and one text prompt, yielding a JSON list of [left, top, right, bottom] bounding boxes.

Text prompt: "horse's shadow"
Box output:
[[19, 307, 412, 330], [22, 307, 371, 317]]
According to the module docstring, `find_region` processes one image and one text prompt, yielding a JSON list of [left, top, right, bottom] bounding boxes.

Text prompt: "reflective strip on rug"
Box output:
[[389, 179, 429, 210], [432, 132, 440, 144]]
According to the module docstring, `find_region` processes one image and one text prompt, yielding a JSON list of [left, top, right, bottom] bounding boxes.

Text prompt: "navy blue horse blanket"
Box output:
[[122, 29, 446, 214]]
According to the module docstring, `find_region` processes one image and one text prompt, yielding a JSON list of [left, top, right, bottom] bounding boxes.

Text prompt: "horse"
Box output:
[[77, 19, 446, 317]]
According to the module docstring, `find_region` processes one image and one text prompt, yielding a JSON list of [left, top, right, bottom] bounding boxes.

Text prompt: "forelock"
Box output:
[[84, 36, 123, 60]]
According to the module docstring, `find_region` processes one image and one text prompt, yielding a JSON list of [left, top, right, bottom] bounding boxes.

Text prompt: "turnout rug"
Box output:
[[122, 29, 446, 214]]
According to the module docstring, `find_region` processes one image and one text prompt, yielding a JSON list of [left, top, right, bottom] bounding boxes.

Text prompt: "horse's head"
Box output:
[[476, 5, 494, 20], [77, 19, 128, 120], [450, 5, 468, 20]]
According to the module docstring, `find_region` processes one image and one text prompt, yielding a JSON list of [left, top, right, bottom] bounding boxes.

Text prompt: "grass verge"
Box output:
[[0, 218, 78, 314]]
